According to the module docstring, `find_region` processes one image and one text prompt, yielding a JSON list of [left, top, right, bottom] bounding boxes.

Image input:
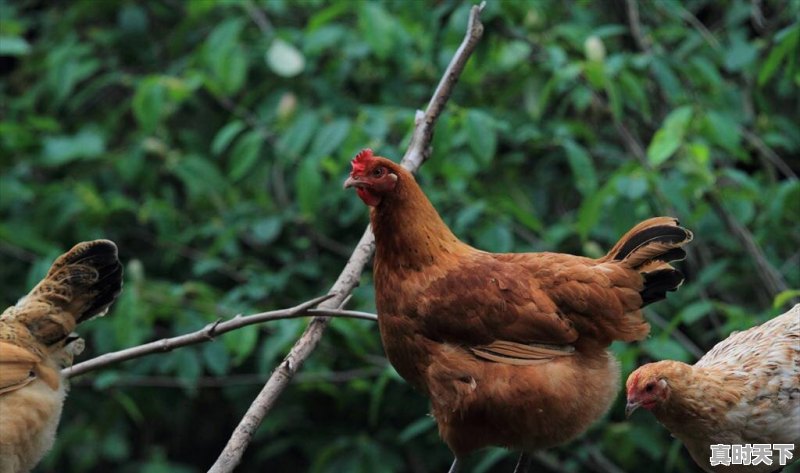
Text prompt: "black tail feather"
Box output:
[[613, 225, 691, 261], [641, 269, 685, 305]]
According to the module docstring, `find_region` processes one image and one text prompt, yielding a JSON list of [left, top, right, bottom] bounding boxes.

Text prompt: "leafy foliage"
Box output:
[[1, 0, 798, 472]]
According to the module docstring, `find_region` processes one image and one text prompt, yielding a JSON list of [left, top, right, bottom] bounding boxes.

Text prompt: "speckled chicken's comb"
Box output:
[[351, 148, 374, 174]]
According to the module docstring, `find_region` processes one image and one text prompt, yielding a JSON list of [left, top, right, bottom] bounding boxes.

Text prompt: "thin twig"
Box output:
[[207, 5, 486, 472], [583, 442, 627, 473], [645, 310, 704, 360], [401, 1, 485, 171], [740, 128, 798, 179], [72, 367, 386, 389], [624, 0, 651, 53], [706, 193, 791, 302], [63, 295, 378, 378], [242, 0, 273, 36], [675, 5, 721, 50]]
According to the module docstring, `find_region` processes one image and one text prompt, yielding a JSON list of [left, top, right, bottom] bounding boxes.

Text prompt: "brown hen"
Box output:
[[344, 149, 693, 468]]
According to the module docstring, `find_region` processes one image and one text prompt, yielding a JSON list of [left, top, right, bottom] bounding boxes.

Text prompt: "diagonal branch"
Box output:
[[706, 193, 791, 302], [208, 4, 486, 472], [63, 295, 378, 378]]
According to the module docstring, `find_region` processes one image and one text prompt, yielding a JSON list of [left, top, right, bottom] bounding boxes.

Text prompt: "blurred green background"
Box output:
[[1, 0, 798, 472]]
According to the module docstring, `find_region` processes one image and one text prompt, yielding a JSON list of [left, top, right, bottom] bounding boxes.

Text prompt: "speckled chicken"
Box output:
[[627, 304, 800, 473], [0, 240, 123, 473], [344, 149, 693, 468]]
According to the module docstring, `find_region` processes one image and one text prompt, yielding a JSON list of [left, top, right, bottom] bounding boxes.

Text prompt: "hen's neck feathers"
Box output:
[[653, 361, 745, 435], [370, 167, 471, 270]]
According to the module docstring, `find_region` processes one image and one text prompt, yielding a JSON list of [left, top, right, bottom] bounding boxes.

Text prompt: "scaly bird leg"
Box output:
[[448, 457, 461, 473], [513, 452, 532, 473]]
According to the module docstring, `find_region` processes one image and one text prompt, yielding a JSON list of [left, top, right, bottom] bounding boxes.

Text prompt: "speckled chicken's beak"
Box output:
[[343, 176, 359, 189], [625, 400, 640, 418]]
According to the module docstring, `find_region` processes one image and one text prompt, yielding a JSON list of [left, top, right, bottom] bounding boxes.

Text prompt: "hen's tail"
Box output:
[[602, 217, 693, 306], [7, 240, 123, 346]]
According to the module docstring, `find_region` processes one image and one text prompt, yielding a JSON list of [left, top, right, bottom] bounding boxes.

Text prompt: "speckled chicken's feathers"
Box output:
[[629, 304, 799, 473], [1, 240, 123, 347], [0, 240, 122, 473], [694, 304, 800, 445], [0, 240, 122, 393]]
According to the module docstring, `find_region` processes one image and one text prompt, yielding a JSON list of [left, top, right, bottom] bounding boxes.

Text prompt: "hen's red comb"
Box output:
[[351, 148, 374, 174]]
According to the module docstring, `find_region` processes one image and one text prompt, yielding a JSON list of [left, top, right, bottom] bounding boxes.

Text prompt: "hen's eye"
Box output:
[[645, 382, 655, 392], [372, 167, 385, 177]]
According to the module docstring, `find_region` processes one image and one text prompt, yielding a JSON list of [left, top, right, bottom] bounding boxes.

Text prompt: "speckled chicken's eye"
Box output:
[[645, 382, 655, 392], [372, 167, 384, 177]]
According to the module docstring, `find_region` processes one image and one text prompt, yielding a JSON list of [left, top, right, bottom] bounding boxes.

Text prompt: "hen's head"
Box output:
[[625, 361, 679, 417], [343, 149, 401, 207]]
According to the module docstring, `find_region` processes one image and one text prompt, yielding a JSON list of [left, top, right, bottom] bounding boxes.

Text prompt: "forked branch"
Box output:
[[63, 294, 376, 379], [208, 4, 487, 472]]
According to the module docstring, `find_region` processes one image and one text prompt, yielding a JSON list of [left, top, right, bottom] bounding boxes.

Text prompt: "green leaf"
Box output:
[[132, 77, 166, 132], [266, 38, 306, 78], [228, 131, 263, 181], [724, 34, 759, 72], [41, 128, 106, 166], [296, 156, 323, 217], [647, 105, 693, 166], [466, 110, 497, 165], [171, 155, 227, 199], [563, 140, 597, 196], [202, 341, 230, 376], [203, 19, 248, 95], [276, 112, 320, 161], [222, 325, 259, 364], [251, 216, 283, 244], [476, 223, 513, 252], [358, 3, 395, 59], [678, 300, 714, 325], [651, 57, 683, 102], [642, 337, 691, 363], [758, 24, 800, 85], [398, 417, 435, 443], [773, 289, 800, 309], [0, 36, 31, 56], [212, 120, 246, 155], [703, 111, 741, 151], [309, 119, 351, 159]]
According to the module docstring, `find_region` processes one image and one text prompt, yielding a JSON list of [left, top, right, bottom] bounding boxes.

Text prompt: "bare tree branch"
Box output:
[[72, 366, 386, 389], [646, 309, 704, 360], [208, 4, 486, 472], [624, 0, 651, 54], [63, 295, 377, 378], [401, 1, 485, 171], [740, 128, 798, 180], [706, 193, 792, 302]]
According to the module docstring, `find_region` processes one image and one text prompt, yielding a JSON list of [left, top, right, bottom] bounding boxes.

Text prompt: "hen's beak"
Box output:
[[343, 176, 360, 189], [625, 400, 641, 418]]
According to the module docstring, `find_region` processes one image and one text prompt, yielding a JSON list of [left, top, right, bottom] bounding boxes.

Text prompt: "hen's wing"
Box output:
[[0, 341, 41, 394], [414, 252, 641, 364]]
